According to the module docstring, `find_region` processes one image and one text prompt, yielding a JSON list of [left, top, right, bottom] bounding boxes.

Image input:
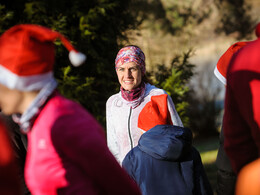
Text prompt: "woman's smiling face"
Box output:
[[116, 62, 142, 91]]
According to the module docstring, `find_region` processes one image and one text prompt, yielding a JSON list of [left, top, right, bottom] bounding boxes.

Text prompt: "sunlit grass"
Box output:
[[200, 149, 218, 164]]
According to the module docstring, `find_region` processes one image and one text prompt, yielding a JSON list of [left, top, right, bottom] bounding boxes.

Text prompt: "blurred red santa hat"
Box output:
[[0, 24, 86, 91], [214, 22, 260, 85], [214, 41, 248, 85]]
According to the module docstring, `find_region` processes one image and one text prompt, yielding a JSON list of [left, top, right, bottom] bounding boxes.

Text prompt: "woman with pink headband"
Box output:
[[106, 45, 183, 165]]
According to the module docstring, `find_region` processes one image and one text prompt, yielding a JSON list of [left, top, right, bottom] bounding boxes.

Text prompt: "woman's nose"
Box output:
[[124, 69, 132, 77]]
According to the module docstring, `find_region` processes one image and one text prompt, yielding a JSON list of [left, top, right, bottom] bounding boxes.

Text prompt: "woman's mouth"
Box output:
[[124, 80, 133, 84]]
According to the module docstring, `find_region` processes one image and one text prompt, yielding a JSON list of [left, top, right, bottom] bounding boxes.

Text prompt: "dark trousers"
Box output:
[[216, 126, 236, 195], [216, 169, 236, 195]]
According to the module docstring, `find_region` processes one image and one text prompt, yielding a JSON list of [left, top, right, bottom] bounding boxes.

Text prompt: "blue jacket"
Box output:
[[122, 125, 213, 195]]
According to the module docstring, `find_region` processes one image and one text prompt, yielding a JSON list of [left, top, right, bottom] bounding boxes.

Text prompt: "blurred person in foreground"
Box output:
[[0, 117, 21, 195], [214, 23, 260, 195], [106, 45, 183, 165], [223, 22, 260, 175], [0, 24, 141, 195], [0, 113, 30, 194], [214, 41, 251, 195], [122, 94, 213, 195]]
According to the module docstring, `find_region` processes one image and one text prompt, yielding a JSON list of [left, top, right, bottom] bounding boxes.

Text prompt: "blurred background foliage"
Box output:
[[0, 0, 259, 139], [0, 0, 137, 125]]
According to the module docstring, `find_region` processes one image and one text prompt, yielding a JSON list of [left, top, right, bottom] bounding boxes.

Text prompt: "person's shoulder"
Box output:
[[145, 83, 167, 97], [106, 92, 120, 105], [47, 94, 104, 136], [46, 92, 82, 112], [122, 146, 141, 167], [107, 93, 120, 101], [40, 92, 92, 124]]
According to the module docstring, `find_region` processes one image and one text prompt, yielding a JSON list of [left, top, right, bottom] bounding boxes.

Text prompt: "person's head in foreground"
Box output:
[[0, 24, 85, 116]]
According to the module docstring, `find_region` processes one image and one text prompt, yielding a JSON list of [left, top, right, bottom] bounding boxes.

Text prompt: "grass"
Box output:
[[193, 136, 219, 194]]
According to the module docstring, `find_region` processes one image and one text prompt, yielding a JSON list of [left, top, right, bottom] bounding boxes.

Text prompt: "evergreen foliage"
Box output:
[[0, 0, 137, 126]]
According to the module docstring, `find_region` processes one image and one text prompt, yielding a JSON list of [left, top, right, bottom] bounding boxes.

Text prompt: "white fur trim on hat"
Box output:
[[69, 50, 86, 67], [214, 66, 226, 85], [0, 64, 56, 91]]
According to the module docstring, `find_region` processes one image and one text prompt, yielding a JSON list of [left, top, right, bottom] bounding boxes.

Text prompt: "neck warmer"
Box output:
[[12, 78, 57, 133], [120, 82, 146, 108]]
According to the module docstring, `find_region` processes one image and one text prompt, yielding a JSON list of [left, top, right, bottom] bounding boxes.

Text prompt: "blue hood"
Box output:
[[138, 125, 192, 161]]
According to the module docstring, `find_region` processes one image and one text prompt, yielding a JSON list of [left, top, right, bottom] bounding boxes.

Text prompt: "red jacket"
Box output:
[[25, 92, 141, 195], [223, 38, 260, 174]]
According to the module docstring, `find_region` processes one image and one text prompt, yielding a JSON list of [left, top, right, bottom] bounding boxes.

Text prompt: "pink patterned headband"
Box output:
[[115, 46, 146, 75]]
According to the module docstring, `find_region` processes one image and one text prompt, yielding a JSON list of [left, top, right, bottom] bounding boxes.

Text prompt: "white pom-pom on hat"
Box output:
[[59, 33, 87, 67], [69, 50, 87, 67]]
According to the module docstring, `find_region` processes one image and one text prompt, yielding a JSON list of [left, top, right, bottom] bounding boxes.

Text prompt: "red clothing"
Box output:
[[223, 38, 260, 174], [214, 41, 249, 85], [0, 118, 21, 195], [25, 92, 141, 195]]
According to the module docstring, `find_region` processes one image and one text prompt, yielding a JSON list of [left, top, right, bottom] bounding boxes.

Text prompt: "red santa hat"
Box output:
[[138, 94, 173, 131], [214, 41, 248, 85], [214, 22, 260, 85], [0, 24, 86, 91]]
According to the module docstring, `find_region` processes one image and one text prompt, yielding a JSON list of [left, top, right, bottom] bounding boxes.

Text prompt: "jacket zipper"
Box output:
[[128, 107, 133, 149]]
